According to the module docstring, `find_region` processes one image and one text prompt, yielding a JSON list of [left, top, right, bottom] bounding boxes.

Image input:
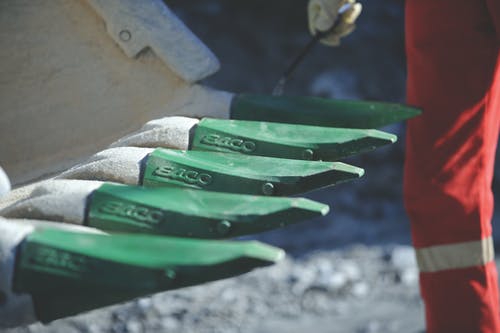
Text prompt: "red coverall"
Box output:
[[404, 0, 500, 332]]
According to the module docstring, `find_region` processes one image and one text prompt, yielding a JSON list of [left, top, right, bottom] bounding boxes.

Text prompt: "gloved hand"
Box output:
[[308, 0, 362, 46]]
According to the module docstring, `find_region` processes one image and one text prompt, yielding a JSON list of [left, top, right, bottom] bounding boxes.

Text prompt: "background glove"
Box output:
[[308, 0, 362, 46]]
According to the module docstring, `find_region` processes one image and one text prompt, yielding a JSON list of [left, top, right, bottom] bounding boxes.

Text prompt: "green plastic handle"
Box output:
[[87, 183, 329, 238], [14, 228, 283, 322], [142, 148, 364, 195], [230, 94, 422, 129], [191, 118, 397, 161]]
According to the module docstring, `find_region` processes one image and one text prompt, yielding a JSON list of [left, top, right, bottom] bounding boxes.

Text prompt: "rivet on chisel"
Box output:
[[262, 183, 275, 196], [302, 149, 314, 160], [216, 220, 232, 236], [164, 269, 176, 280]]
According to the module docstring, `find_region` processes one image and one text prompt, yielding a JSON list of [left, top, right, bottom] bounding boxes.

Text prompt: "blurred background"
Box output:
[[8, 1, 500, 332]]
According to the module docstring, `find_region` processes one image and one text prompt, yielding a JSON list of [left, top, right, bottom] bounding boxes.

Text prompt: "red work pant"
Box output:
[[405, 0, 500, 332]]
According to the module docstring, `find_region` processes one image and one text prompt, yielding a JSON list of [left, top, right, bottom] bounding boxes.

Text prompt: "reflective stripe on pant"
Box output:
[[404, 0, 500, 332], [416, 237, 495, 273]]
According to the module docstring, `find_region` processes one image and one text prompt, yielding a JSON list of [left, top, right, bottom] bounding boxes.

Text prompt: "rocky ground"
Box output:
[[5, 1, 500, 332]]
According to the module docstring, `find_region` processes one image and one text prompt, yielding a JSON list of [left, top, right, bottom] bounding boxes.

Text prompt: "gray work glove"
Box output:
[[308, 0, 362, 46], [0, 167, 11, 198]]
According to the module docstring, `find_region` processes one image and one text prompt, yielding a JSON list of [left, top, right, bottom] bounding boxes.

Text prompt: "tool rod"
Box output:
[[272, 3, 353, 95]]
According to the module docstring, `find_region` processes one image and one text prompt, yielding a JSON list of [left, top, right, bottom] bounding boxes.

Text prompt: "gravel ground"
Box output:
[[5, 1, 500, 332]]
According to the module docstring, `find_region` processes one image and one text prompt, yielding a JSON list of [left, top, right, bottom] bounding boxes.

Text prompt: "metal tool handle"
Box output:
[[272, 3, 353, 96]]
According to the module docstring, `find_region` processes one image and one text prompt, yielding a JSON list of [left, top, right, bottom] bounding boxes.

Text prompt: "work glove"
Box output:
[[308, 0, 362, 46], [0, 166, 11, 198]]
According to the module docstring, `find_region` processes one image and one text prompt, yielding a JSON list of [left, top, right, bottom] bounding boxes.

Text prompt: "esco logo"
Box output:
[[99, 201, 164, 226], [200, 134, 256, 153], [31, 247, 87, 273], [152, 166, 213, 186]]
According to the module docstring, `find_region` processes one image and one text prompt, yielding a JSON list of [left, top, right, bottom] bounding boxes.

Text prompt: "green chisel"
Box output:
[[0, 218, 283, 325], [0, 180, 328, 238], [59, 147, 364, 196], [111, 117, 397, 161], [230, 94, 421, 129]]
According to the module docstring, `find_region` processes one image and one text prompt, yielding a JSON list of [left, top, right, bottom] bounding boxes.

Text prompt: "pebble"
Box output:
[[358, 320, 381, 333], [160, 317, 180, 331], [400, 267, 419, 286], [137, 298, 152, 311], [390, 246, 417, 270], [325, 272, 348, 291], [125, 320, 142, 333], [352, 282, 369, 298], [390, 246, 419, 286], [338, 260, 362, 280]]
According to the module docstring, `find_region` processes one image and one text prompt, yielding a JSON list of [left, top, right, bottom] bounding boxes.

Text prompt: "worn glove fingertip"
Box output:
[[340, 23, 356, 38], [344, 3, 362, 24], [308, 0, 342, 35], [0, 167, 11, 198], [307, 1, 320, 34], [320, 35, 341, 47]]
